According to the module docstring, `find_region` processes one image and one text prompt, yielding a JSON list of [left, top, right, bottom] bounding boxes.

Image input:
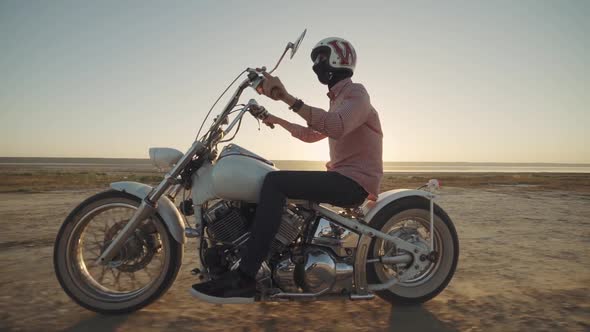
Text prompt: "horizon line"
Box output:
[[0, 156, 589, 166]]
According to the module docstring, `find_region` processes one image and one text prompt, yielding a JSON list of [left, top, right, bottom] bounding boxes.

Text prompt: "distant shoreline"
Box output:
[[0, 157, 588, 167], [1, 157, 589, 173]]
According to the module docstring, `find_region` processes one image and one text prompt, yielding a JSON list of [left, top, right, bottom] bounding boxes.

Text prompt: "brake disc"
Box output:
[[102, 221, 161, 272], [383, 224, 431, 281]]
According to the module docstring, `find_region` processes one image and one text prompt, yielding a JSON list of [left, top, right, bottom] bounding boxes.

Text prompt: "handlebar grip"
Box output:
[[262, 110, 275, 129], [249, 105, 275, 129]]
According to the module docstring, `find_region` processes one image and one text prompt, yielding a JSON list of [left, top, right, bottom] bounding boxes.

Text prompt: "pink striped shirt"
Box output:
[[282, 78, 383, 199]]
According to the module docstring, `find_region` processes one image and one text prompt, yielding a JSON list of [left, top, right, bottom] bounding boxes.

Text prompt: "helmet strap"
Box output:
[[327, 70, 353, 89]]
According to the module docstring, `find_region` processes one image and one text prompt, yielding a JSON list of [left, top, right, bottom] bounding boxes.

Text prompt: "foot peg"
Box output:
[[191, 268, 206, 281], [349, 293, 375, 301], [185, 227, 200, 238]]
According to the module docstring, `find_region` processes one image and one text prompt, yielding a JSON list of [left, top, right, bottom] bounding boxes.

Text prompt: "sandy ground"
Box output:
[[1, 184, 589, 331]]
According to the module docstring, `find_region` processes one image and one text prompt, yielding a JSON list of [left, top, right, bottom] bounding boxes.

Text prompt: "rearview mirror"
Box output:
[[268, 28, 307, 74], [289, 29, 307, 59]]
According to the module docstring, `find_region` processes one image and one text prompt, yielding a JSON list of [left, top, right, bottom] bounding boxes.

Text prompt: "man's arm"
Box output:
[[280, 87, 371, 139], [258, 72, 370, 138], [280, 94, 314, 123], [272, 116, 327, 143], [259, 71, 326, 126]]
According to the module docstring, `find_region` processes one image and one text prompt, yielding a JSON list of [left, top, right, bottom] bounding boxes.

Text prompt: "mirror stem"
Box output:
[[267, 43, 292, 75]]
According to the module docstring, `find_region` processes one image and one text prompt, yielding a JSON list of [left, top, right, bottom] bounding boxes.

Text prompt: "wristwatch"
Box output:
[[289, 99, 304, 113]]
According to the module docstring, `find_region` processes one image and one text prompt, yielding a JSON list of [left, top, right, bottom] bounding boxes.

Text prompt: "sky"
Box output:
[[0, 0, 588, 163]]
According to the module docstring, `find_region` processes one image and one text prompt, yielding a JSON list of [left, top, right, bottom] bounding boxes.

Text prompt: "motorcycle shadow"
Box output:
[[61, 314, 128, 332], [58, 303, 458, 332], [388, 305, 458, 332]]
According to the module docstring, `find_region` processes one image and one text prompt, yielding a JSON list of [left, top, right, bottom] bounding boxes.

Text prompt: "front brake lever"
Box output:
[[260, 111, 275, 129], [256, 117, 275, 130], [249, 104, 275, 129]]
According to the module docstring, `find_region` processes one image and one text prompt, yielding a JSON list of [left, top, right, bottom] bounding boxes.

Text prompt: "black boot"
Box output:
[[190, 269, 256, 304]]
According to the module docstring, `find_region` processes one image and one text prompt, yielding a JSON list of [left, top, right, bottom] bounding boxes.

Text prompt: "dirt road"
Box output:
[[1, 187, 589, 331]]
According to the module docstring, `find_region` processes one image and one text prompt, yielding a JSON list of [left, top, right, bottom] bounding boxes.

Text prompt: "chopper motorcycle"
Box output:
[[54, 30, 459, 313]]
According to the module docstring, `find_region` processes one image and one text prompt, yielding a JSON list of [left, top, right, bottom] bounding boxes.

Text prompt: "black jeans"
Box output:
[[239, 171, 368, 278]]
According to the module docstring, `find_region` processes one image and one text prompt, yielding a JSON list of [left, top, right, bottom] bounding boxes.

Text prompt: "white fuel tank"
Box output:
[[211, 144, 279, 203]]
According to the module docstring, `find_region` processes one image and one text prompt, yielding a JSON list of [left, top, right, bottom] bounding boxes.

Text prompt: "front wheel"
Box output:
[[366, 197, 459, 305], [54, 190, 183, 314]]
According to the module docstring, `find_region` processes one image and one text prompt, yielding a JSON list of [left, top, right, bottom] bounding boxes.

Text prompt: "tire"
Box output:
[[366, 196, 459, 305], [53, 190, 183, 314]]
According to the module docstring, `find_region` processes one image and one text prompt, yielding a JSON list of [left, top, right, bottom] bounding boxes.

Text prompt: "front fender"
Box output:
[[110, 181, 186, 244]]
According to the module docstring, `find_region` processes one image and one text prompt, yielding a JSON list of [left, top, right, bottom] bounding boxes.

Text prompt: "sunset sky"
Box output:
[[1, 1, 588, 163]]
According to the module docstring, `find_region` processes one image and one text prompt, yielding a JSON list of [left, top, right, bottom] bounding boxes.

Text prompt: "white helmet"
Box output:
[[310, 37, 357, 73]]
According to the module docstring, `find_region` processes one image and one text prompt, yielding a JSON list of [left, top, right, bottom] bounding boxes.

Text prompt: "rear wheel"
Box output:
[[366, 197, 459, 305], [54, 190, 182, 314]]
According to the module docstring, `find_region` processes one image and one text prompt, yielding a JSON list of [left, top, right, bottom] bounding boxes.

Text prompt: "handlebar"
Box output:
[[247, 67, 283, 101], [202, 70, 276, 146]]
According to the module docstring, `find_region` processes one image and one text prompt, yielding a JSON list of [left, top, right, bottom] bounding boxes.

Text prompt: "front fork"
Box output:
[[97, 141, 205, 265], [97, 200, 156, 264]]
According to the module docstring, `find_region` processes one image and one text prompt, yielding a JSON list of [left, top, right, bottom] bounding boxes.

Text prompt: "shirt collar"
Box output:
[[327, 78, 352, 100]]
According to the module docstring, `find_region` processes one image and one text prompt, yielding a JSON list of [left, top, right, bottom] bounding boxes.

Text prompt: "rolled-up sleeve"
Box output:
[[309, 85, 371, 139], [282, 122, 327, 143]]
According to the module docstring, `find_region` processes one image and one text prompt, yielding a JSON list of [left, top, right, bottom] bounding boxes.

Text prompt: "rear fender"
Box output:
[[354, 189, 436, 295], [110, 181, 186, 244], [361, 189, 435, 223]]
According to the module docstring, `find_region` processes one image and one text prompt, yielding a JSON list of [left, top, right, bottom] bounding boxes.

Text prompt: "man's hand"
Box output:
[[259, 71, 288, 102], [262, 113, 285, 128]]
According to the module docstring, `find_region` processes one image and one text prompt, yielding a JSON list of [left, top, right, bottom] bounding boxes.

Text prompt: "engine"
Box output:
[[202, 201, 359, 295], [202, 200, 305, 275], [204, 200, 250, 244], [273, 217, 359, 294]]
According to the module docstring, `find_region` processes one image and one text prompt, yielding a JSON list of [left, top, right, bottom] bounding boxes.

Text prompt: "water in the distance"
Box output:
[[2, 158, 588, 173], [276, 161, 590, 173]]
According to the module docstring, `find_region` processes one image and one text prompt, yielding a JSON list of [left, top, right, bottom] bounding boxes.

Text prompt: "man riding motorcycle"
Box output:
[[191, 37, 384, 303]]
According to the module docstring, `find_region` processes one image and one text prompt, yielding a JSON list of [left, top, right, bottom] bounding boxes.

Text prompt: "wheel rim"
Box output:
[[65, 202, 171, 302], [373, 215, 444, 287]]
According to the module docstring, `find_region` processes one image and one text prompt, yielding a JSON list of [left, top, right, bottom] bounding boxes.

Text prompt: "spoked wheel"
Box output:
[[54, 190, 182, 314], [366, 197, 459, 305]]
